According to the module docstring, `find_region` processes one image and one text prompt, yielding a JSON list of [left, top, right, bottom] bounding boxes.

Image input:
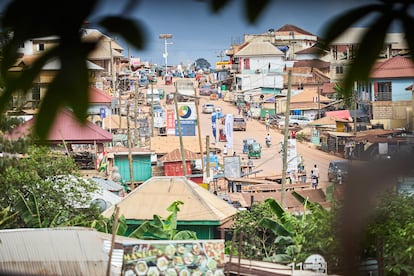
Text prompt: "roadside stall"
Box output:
[[165, 75, 172, 85]]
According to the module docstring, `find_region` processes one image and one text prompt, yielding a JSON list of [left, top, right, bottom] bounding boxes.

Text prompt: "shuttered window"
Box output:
[[376, 81, 392, 101]]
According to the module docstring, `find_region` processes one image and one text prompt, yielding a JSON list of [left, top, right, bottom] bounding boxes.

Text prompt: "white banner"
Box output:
[[225, 114, 234, 149], [287, 138, 298, 172]]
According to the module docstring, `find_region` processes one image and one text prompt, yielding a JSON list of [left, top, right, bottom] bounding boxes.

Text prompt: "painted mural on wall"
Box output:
[[122, 240, 225, 276]]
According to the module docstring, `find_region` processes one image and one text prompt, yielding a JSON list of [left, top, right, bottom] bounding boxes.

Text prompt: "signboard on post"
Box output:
[[287, 138, 298, 173], [175, 120, 196, 136], [166, 109, 175, 135], [223, 156, 241, 178]]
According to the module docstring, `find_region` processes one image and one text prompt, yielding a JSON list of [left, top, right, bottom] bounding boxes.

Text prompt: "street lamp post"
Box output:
[[159, 34, 173, 76]]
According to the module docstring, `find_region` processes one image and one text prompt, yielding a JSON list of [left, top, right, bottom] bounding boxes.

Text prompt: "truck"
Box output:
[[175, 79, 195, 102], [233, 116, 247, 131]]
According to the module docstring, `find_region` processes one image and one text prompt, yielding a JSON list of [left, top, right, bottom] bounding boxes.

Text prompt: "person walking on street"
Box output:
[[223, 144, 228, 156], [265, 118, 270, 131], [311, 170, 318, 189], [247, 157, 253, 173], [247, 109, 252, 121], [313, 164, 320, 184]]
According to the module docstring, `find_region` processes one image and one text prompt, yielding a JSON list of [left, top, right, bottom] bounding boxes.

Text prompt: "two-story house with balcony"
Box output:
[[361, 55, 414, 130]]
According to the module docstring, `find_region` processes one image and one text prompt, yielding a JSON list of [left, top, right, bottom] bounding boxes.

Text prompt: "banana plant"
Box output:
[[128, 200, 197, 240], [0, 206, 18, 229], [258, 193, 326, 263], [99, 200, 198, 240]]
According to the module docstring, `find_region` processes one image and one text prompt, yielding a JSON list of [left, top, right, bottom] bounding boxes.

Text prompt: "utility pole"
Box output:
[[151, 82, 155, 137], [126, 101, 134, 187], [268, 70, 312, 208], [353, 90, 357, 135], [194, 89, 205, 174], [280, 70, 292, 208], [317, 81, 321, 119], [206, 135, 210, 180]]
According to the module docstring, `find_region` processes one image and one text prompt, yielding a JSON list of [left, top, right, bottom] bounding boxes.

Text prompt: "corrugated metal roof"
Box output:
[[90, 177, 124, 192], [6, 108, 113, 144], [102, 176, 238, 223], [158, 148, 200, 162], [150, 136, 205, 154], [290, 89, 331, 103], [0, 227, 109, 275], [235, 42, 284, 57]]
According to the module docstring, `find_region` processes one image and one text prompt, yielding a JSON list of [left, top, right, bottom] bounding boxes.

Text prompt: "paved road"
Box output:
[[196, 95, 343, 183], [150, 77, 344, 184]]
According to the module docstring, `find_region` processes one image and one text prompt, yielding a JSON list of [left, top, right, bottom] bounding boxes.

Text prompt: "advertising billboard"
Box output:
[[176, 102, 197, 121], [122, 240, 225, 276]]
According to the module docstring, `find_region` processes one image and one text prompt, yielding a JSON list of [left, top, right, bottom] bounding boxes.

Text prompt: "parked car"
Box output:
[[277, 115, 312, 127], [199, 83, 212, 96], [202, 103, 215, 114], [328, 160, 351, 183], [139, 76, 149, 88], [233, 116, 247, 131], [152, 104, 163, 114]]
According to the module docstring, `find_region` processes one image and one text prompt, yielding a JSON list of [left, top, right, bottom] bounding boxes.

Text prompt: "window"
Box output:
[[243, 58, 250, 70], [38, 43, 45, 51], [31, 84, 41, 108], [375, 81, 392, 101], [336, 66, 344, 74]]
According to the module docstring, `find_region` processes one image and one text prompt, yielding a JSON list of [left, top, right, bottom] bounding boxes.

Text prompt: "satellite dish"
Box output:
[[303, 254, 327, 273], [90, 198, 107, 213]]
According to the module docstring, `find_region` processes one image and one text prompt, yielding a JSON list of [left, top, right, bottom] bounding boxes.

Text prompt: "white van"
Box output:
[[146, 89, 161, 105], [277, 115, 311, 127]]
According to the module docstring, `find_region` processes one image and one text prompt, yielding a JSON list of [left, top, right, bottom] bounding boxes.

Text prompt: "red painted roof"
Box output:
[[275, 24, 315, 37], [321, 82, 336, 94], [293, 59, 330, 69], [325, 110, 351, 120], [370, 56, 414, 78], [89, 87, 113, 104], [7, 108, 112, 144]]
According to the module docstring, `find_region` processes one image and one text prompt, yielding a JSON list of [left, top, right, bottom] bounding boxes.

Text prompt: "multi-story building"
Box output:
[[10, 28, 124, 113]]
